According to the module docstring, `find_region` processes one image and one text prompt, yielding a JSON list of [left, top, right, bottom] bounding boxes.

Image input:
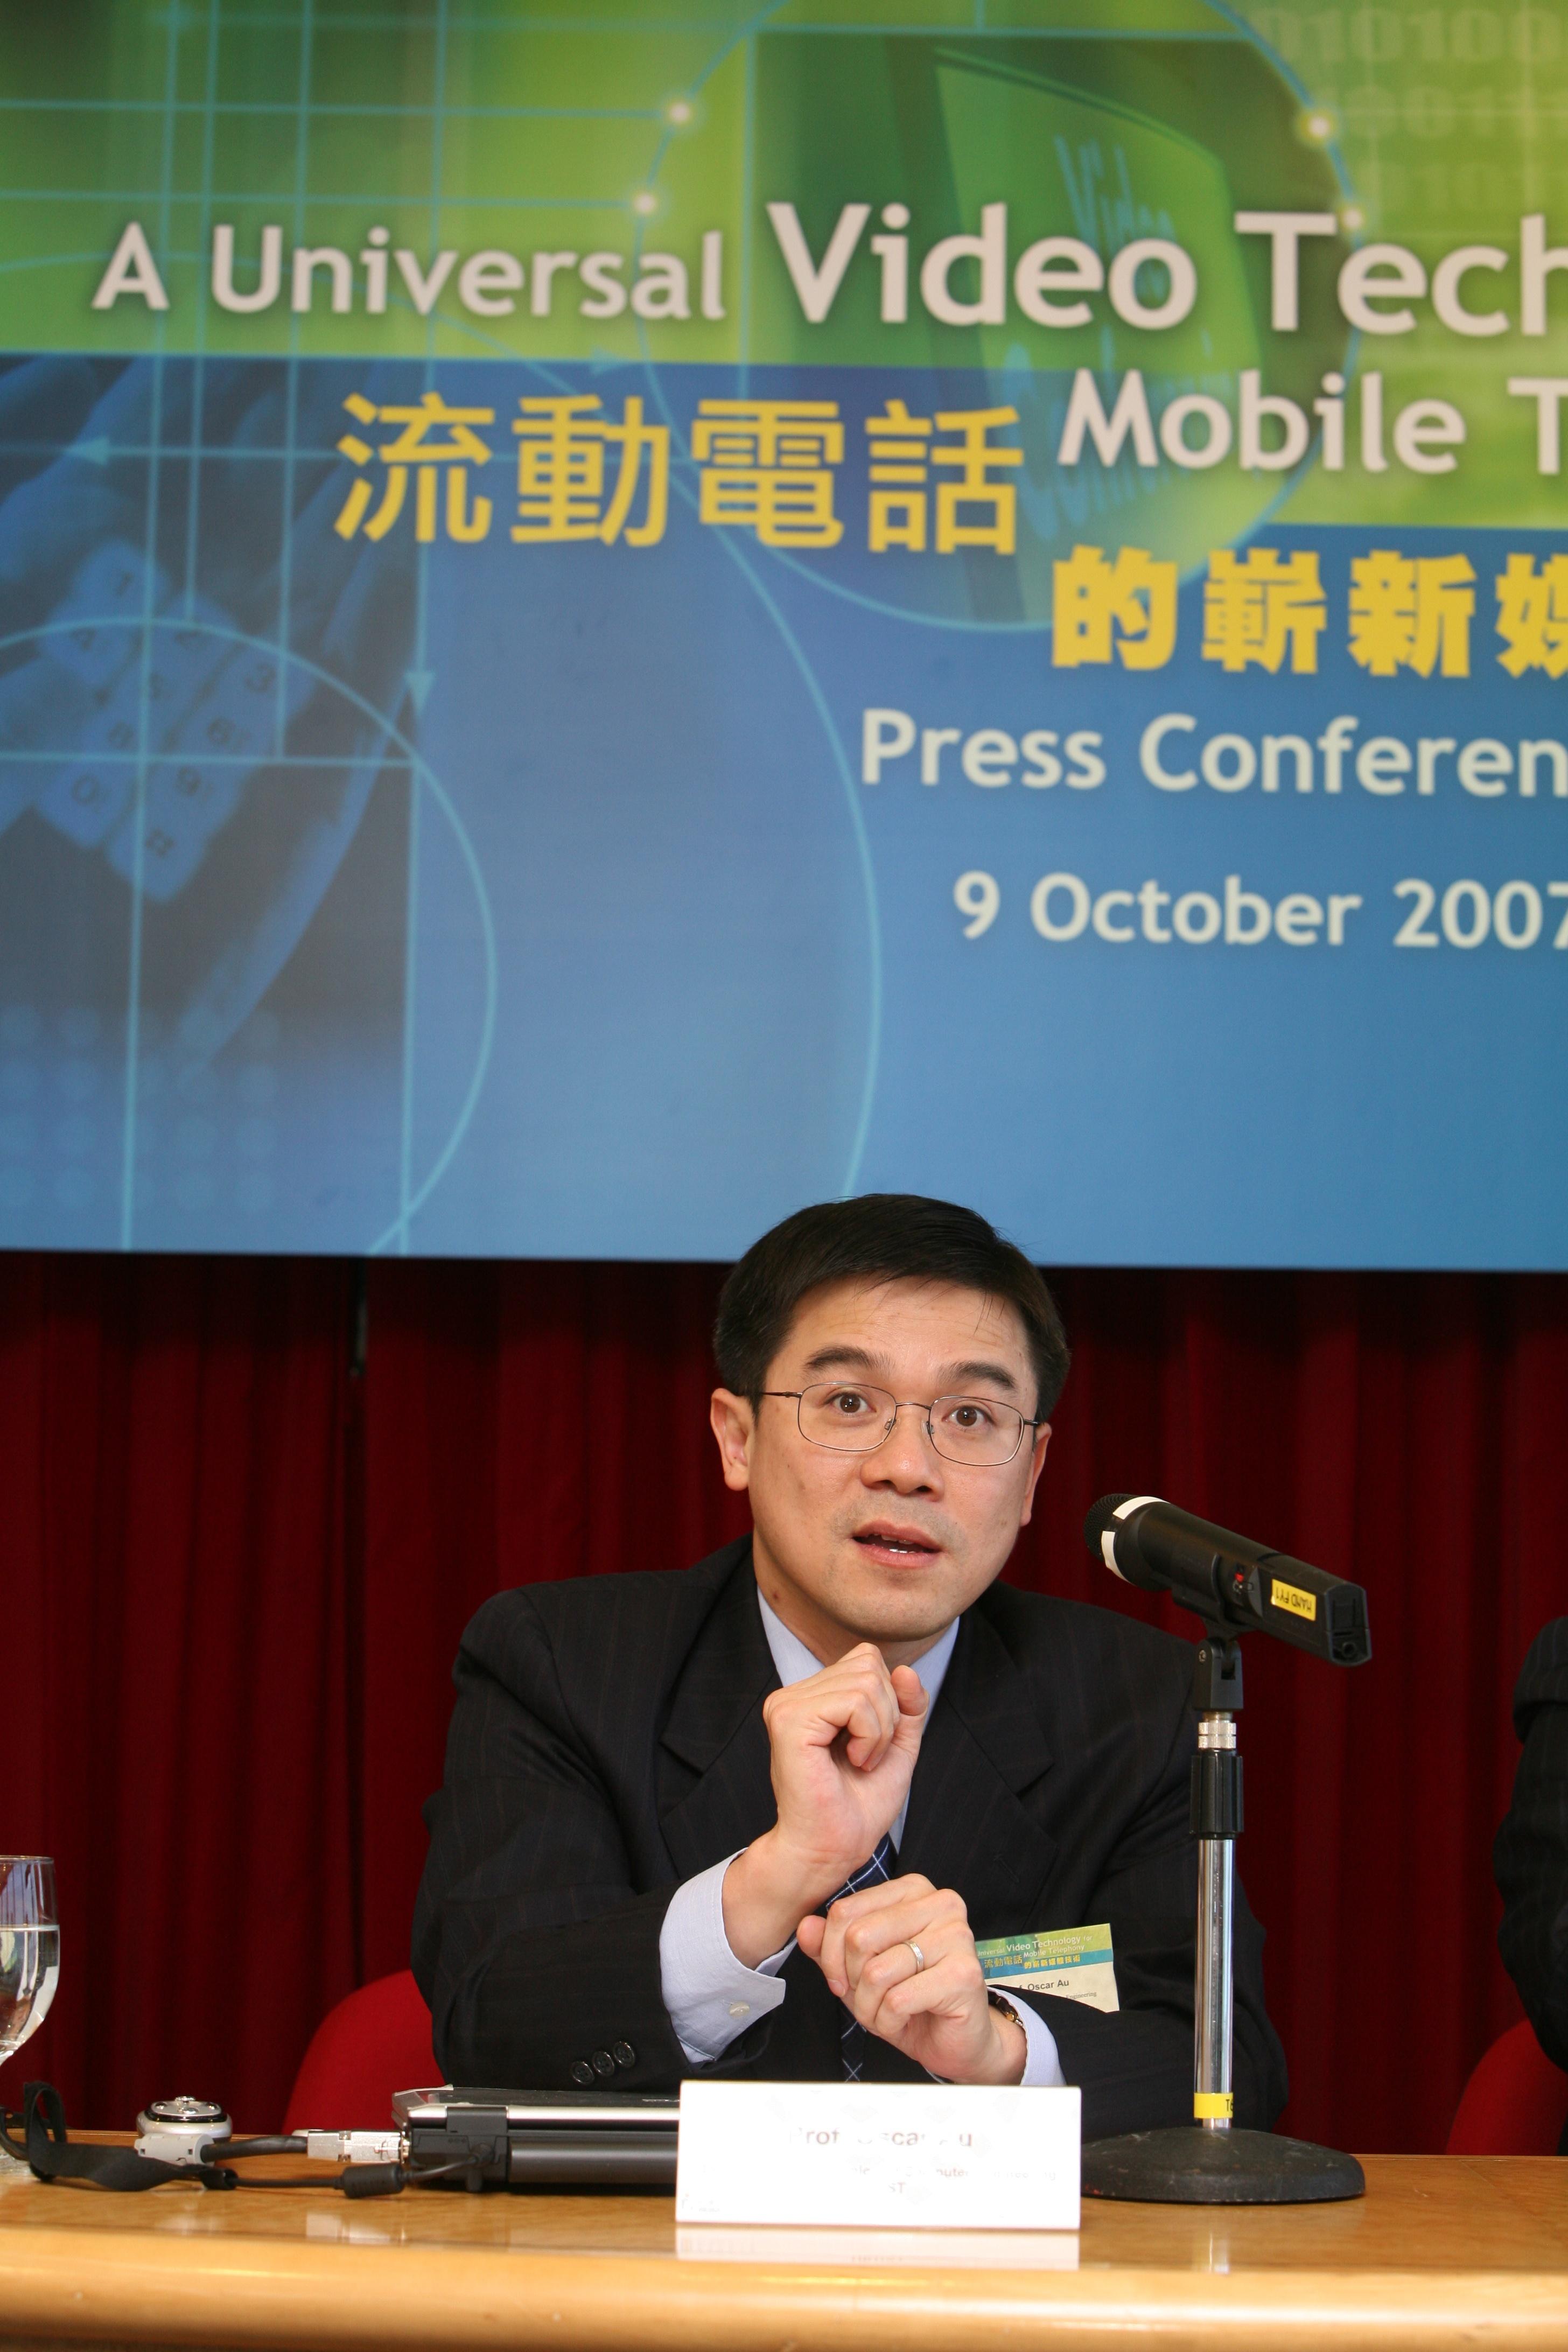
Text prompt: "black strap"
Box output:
[[1, 2083, 235, 2192]]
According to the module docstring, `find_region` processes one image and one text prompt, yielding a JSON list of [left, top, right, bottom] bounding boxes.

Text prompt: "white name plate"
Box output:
[[675, 2080, 1080, 2231]]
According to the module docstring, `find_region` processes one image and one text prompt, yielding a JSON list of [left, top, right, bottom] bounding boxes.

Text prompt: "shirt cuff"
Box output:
[[1013, 1996, 1066, 2088], [659, 1851, 794, 2065]]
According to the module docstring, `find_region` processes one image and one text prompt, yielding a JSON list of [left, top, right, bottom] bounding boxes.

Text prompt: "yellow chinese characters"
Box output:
[[933, 407, 1023, 555], [865, 400, 932, 551], [694, 400, 843, 548], [512, 396, 668, 545], [1203, 549, 1326, 674], [864, 402, 1022, 555], [334, 391, 494, 543], [1053, 545, 1176, 669], [329, 382, 1568, 692], [1495, 554, 1568, 677], [1349, 550, 1474, 678]]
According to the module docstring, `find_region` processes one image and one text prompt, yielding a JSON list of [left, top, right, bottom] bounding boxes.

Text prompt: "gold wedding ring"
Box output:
[[905, 1939, 926, 1972]]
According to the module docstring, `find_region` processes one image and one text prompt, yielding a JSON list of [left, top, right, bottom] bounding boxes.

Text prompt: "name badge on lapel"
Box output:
[[977, 1923, 1118, 2014]]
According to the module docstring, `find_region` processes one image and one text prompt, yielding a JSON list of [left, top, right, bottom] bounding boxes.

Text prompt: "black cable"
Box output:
[[339, 2157, 485, 2199], [6, 2087, 485, 2204], [213, 2156, 478, 2198], [3, 2088, 469, 2201], [215, 2171, 355, 2190]]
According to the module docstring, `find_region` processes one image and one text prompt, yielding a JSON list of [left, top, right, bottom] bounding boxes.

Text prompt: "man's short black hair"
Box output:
[[714, 1193, 1070, 1418]]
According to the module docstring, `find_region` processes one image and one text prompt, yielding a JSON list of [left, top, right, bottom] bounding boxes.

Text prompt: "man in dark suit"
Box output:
[[1495, 1619, 1568, 2140], [413, 1195, 1287, 2138]]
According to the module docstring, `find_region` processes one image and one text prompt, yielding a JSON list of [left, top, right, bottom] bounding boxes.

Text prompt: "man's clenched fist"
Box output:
[[722, 1643, 926, 1965]]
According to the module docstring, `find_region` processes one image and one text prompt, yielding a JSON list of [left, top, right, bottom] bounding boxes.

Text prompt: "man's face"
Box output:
[[710, 1275, 1051, 1663]]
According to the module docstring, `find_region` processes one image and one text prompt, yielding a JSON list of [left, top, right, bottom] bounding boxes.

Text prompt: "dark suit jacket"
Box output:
[[1495, 1619, 1568, 2137], [412, 1539, 1288, 2139]]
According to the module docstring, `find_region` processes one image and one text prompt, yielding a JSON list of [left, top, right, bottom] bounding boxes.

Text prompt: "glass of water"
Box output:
[[1, 1858, 58, 2160]]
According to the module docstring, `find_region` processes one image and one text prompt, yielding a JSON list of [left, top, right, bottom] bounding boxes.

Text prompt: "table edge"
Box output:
[[3, 2227, 1567, 2352]]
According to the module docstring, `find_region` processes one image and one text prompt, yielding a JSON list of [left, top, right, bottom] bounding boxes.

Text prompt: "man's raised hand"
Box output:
[[720, 1644, 927, 1967]]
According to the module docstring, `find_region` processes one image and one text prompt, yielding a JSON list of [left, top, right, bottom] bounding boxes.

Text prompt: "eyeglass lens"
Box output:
[[796, 1381, 1024, 1465]]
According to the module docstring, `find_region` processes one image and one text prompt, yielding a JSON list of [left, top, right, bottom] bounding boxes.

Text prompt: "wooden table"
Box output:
[[1, 2146, 1565, 2351]]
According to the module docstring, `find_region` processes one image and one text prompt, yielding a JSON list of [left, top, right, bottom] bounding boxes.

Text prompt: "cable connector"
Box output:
[[304, 2130, 405, 2166], [341, 2163, 408, 2199]]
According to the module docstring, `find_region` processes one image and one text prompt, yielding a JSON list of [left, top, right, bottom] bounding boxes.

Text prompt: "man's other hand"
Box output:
[[720, 1644, 926, 1966], [799, 1874, 1026, 2085]]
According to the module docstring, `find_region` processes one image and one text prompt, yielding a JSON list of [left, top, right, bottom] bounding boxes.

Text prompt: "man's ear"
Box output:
[[1017, 1423, 1052, 1527], [709, 1388, 757, 1493]]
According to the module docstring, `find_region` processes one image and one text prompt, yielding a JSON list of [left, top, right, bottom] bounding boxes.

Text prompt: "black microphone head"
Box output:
[[1083, 1492, 1140, 1556]]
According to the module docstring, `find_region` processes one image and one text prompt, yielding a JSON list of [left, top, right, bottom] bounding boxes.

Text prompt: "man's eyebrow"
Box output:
[[942, 1360, 1020, 1395], [801, 1344, 891, 1376], [796, 1347, 1020, 1396]]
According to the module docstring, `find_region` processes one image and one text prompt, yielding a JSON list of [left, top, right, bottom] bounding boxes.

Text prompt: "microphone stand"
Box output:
[[1080, 1632, 1365, 2204]]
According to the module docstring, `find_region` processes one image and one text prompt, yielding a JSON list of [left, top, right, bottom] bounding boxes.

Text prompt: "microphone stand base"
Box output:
[[1081, 2126, 1364, 2205]]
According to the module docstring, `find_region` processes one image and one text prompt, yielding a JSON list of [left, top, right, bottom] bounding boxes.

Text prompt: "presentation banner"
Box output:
[[0, 2, 1564, 1265]]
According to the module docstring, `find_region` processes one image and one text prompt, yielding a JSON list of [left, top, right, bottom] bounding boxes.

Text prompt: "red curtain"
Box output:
[[6, 1252, 1567, 2153], [4, 1253, 357, 2130]]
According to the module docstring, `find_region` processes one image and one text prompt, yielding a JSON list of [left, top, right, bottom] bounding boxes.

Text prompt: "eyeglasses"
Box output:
[[761, 1381, 1040, 1468]]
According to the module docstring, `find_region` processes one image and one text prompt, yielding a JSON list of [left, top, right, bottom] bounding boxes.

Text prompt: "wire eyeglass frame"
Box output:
[[760, 1381, 1041, 1467]]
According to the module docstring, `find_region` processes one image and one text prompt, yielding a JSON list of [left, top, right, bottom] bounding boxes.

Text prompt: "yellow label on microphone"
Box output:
[[1270, 1577, 1318, 1623], [1193, 2091, 1234, 2120]]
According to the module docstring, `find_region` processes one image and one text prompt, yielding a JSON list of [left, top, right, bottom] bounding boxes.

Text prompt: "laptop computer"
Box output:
[[392, 2086, 679, 2187]]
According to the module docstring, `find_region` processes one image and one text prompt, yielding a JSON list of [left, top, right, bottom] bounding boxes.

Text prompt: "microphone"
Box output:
[[1083, 1493, 1371, 1666]]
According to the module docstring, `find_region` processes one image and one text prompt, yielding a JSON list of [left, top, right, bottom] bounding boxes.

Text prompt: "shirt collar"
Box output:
[[755, 1583, 960, 1706]]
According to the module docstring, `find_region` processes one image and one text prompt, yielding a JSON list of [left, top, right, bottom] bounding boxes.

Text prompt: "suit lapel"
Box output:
[[896, 1599, 1058, 1936], [654, 1562, 1057, 1931], [656, 1545, 781, 1880]]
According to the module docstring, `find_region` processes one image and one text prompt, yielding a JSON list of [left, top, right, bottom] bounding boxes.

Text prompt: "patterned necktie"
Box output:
[[821, 1834, 895, 2081]]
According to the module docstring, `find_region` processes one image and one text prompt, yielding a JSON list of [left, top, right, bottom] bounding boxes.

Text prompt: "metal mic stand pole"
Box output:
[[1081, 1635, 1365, 2204], [1192, 1635, 1242, 2141]]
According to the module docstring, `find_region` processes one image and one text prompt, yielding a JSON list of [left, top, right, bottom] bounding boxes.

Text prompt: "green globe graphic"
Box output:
[[729, 3, 1349, 621]]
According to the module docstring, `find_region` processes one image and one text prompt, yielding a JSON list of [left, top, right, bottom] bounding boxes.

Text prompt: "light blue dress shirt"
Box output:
[[657, 1587, 1065, 2085]]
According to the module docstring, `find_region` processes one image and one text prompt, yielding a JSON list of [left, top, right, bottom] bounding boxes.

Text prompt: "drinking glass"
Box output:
[[0, 1858, 58, 2171]]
